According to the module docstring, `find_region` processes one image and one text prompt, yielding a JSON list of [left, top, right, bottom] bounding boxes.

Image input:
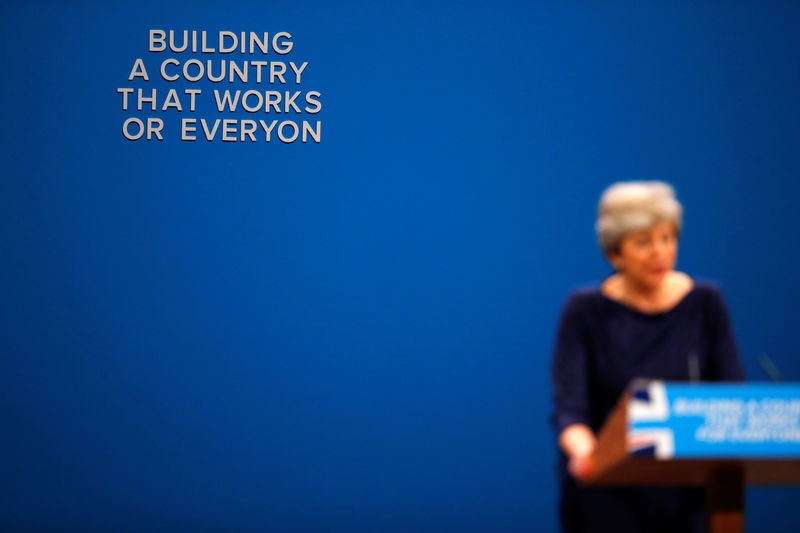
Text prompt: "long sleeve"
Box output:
[[703, 287, 746, 381], [551, 293, 592, 434]]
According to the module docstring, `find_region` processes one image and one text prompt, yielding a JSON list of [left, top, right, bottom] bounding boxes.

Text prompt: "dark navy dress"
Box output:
[[551, 282, 745, 533]]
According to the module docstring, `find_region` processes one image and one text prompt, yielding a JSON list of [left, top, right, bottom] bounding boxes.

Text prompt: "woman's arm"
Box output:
[[704, 287, 746, 381], [551, 292, 595, 480]]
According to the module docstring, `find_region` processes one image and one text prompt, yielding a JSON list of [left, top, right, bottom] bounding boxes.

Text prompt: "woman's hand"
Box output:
[[568, 450, 594, 481], [558, 424, 596, 482]]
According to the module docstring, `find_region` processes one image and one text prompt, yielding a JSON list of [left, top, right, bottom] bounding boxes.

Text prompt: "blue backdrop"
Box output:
[[2, 1, 799, 531]]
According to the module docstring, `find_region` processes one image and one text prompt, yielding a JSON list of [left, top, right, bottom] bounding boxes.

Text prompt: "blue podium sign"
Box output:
[[627, 381, 800, 459]]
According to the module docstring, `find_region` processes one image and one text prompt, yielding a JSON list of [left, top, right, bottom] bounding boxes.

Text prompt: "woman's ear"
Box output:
[[608, 252, 623, 272]]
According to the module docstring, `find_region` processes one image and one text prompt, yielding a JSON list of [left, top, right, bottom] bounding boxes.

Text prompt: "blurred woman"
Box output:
[[551, 181, 744, 533]]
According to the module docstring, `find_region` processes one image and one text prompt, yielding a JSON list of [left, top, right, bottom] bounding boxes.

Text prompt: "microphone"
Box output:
[[688, 351, 700, 383], [757, 353, 784, 383]]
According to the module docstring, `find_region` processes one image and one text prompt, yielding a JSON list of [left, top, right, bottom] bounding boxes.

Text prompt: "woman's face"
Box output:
[[610, 220, 678, 290]]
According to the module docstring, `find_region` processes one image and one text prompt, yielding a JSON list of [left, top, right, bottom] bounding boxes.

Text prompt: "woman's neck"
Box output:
[[602, 271, 694, 313]]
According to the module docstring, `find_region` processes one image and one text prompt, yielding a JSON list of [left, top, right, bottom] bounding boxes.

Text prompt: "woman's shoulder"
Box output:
[[564, 285, 605, 304], [687, 279, 731, 315], [555, 286, 606, 333], [688, 279, 726, 301], [559, 285, 606, 317]]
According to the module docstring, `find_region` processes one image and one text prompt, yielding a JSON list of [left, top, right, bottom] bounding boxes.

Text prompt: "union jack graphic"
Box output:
[[627, 380, 675, 459]]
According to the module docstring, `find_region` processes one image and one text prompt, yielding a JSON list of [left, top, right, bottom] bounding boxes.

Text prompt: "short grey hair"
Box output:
[[596, 181, 683, 255]]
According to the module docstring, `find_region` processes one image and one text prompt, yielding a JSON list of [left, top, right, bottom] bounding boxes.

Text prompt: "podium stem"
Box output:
[[706, 465, 744, 533]]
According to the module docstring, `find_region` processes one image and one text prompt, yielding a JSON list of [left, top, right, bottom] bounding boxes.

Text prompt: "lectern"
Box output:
[[587, 381, 800, 533]]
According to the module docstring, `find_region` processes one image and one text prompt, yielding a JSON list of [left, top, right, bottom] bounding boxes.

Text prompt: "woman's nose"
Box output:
[[653, 240, 670, 258]]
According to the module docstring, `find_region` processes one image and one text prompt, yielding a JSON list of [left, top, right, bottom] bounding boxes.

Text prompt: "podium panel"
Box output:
[[590, 381, 800, 485], [588, 381, 800, 533]]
